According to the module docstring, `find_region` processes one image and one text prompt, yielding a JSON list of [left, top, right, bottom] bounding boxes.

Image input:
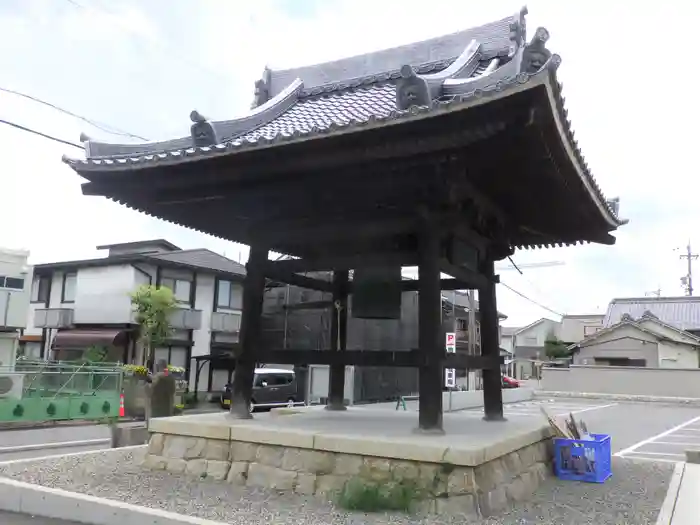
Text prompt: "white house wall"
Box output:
[[514, 319, 560, 347], [192, 273, 215, 390], [657, 341, 699, 368], [559, 315, 604, 343], [74, 265, 139, 324], [500, 335, 514, 353], [574, 336, 659, 366]]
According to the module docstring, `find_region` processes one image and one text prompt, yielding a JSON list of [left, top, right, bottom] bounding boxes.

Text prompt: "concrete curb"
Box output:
[[0, 438, 110, 455], [0, 476, 229, 525], [655, 462, 684, 525], [535, 391, 700, 406]]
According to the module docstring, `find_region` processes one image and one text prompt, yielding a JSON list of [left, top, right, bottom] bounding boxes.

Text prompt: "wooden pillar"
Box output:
[[229, 244, 268, 419], [479, 257, 505, 421], [326, 270, 349, 411], [417, 224, 444, 433]]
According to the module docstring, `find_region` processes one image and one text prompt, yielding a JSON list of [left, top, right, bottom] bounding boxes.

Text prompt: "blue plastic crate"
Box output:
[[553, 433, 611, 483]]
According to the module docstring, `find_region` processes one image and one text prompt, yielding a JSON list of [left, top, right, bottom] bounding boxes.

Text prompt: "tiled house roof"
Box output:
[[603, 297, 700, 331]]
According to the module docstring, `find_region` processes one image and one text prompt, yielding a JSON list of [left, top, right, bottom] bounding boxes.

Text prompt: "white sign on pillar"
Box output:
[[445, 332, 456, 388]]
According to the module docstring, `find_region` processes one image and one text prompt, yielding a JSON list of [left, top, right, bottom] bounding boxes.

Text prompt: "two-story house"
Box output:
[[503, 317, 561, 379], [22, 239, 245, 394], [0, 247, 32, 369]]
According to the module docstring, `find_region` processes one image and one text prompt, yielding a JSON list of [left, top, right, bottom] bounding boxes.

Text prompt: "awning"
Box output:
[[52, 329, 130, 349]]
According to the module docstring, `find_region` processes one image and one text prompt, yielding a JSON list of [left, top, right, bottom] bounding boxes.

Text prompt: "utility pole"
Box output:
[[680, 242, 699, 296]]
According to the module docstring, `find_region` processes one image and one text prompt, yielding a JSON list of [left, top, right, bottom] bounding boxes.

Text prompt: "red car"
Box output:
[[501, 375, 520, 388]]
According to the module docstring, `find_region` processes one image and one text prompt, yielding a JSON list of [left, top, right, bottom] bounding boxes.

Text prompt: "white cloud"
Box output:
[[1, 0, 697, 326]]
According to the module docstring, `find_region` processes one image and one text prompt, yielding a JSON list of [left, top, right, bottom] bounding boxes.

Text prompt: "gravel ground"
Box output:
[[0, 447, 673, 525]]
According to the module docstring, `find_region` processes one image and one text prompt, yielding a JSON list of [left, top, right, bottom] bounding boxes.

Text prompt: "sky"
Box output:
[[1, 0, 697, 327]]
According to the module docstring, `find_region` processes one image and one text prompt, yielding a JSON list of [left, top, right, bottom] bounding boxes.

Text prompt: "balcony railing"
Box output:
[[168, 309, 202, 330], [211, 311, 241, 333], [34, 308, 74, 329]]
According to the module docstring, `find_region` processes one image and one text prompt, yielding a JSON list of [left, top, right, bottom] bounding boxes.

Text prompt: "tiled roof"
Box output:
[[266, 13, 518, 97], [604, 297, 700, 331], [62, 8, 625, 236], [148, 249, 246, 276]]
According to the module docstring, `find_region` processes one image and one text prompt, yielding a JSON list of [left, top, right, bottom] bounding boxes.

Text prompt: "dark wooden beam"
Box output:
[[257, 349, 501, 369], [396, 278, 470, 292], [229, 244, 268, 419], [327, 270, 349, 411], [439, 259, 491, 289], [267, 251, 418, 274], [478, 257, 505, 421], [264, 268, 334, 293], [417, 219, 444, 433], [250, 215, 418, 246]]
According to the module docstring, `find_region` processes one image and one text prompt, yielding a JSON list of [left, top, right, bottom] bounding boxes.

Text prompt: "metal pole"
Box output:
[[2, 291, 10, 328], [467, 289, 476, 390], [449, 290, 456, 411]]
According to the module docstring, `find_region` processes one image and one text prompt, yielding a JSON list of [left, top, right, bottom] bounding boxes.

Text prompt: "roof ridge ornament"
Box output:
[[190, 110, 218, 147], [522, 27, 552, 74], [395, 65, 431, 111], [251, 67, 272, 109]]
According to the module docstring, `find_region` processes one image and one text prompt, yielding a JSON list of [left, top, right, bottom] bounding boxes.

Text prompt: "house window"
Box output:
[[524, 336, 537, 345], [583, 325, 600, 337], [217, 280, 240, 309], [61, 272, 77, 303], [30, 275, 50, 303], [0, 276, 24, 290], [161, 277, 192, 304]]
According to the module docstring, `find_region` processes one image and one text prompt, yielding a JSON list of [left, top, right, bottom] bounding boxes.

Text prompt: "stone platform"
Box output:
[[144, 408, 553, 517]]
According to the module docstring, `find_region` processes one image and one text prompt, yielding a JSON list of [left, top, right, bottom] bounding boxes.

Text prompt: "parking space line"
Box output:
[[626, 451, 685, 457], [568, 403, 617, 415], [618, 455, 681, 464], [615, 415, 700, 457], [654, 440, 700, 446]]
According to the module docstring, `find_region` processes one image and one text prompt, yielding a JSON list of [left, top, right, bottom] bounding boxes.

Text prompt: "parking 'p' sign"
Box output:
[[445, 332, 456, 353]]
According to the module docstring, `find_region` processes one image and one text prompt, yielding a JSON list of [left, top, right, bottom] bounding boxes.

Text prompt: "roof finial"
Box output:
[[509, 6, 529, 53], [395, 65, 431, 111], [189, 110, 218, 147]]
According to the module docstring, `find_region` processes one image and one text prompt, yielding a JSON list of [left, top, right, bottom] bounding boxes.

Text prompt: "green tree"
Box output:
[[544, 331, 569, 360], [130, 284, 176, 369]]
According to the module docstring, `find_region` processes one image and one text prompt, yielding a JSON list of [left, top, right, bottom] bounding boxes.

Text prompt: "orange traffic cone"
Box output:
[[119, 393, 125, 418]]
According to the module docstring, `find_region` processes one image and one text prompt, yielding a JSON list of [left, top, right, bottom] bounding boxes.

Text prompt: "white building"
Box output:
[[22, 240, 245, 394], [0, 247, 32, 369]]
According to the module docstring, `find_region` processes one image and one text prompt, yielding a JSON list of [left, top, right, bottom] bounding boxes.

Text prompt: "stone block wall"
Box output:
[[144, 433, 552, 517]]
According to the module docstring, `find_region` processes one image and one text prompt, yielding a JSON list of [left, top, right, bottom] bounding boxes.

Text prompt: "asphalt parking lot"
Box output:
[[461, 397, 700, 460]]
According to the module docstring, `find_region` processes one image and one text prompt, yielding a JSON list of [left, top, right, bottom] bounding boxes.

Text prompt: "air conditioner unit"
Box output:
[[0, 373, 24, 399]]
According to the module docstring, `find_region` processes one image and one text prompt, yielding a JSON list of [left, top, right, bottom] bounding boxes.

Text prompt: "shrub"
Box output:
[[337, 477, 418, 513]]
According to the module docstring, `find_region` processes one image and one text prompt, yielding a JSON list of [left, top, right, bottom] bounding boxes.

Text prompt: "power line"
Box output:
[[0, 86, 148, 141], [0, 119, 84, 150], [504, 257, 567, 315], [498, 281, 565, 318]]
